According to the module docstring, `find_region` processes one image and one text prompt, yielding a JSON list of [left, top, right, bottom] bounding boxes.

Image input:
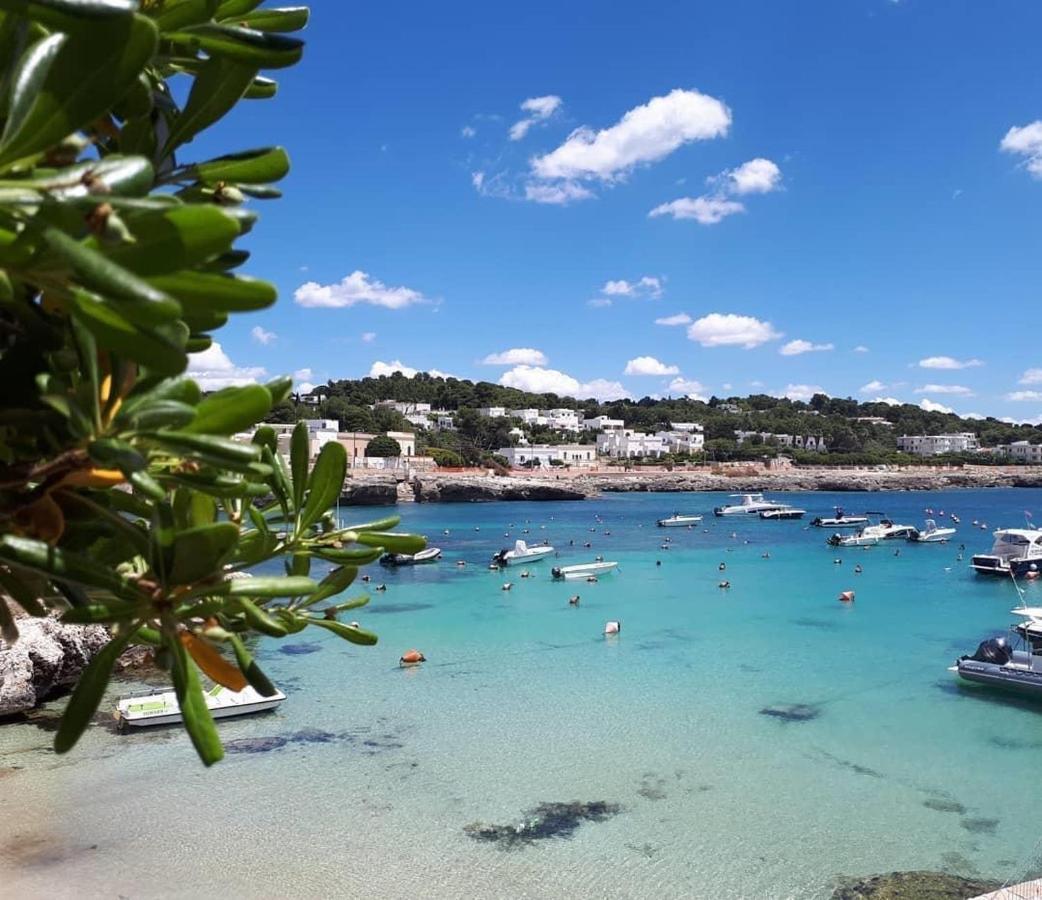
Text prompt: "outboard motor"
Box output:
[[826, 533, 842, 546], [551, 566, 562, 579], [970, 636, 1013, 665]]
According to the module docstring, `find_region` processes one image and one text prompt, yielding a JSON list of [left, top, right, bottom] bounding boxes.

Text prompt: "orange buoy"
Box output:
[[400, 649, 426, 666], [838, 590, 855, 603]]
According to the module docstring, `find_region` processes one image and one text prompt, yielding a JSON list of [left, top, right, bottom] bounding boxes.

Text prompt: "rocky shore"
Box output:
[[412, 474, 587, 502]]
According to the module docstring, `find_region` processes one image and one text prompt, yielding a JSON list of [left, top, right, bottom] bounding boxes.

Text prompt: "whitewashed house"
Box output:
[[597, 430, 667, 459]]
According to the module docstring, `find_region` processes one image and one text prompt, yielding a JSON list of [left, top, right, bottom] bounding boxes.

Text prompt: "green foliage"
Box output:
[[364, 434, 401, 458], [0, 1, 424, 765]]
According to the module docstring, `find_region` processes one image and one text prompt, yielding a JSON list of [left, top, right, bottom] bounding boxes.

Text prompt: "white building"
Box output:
[[374, 400, 431, 416], [853, 416, 893, 427], [435, 414, 456, 431], [596, 430, 667, 459], [304, 419, 339, 432], [995, 441, 1042, 464], [508, 426, 528, 446], [498, 444, 597, 468], [510, 408, 547, 426], [582, 414, 625, 432], [544, 408, 581, 432], [896, 433, 979, 456], [670, 422, 703, 434], [477, 406, 507, 418], [657, 429, 705, 454], [735, 431, 827, 452]]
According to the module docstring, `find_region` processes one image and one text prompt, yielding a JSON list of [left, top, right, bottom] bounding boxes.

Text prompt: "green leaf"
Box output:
[[70, 290, 187, 375], [310, 618, 378, 646], [353, 531, 426, 555], [116, 375, 200, 422], [88, 437, 146, 473], [301, 565, 356, 606], [264, 375, 292, 405], [234, 6, 309, 32], [146, 430, 261, 463], [168, 522, 239, 584], [150, 0, 219, 30], [298, 441, 345, 532], [311, 546, 382, 566], [0, 535, 146, 602], [243, 75, 277, 100], [227, 633, 277, 696], [229, 575, 315, 598], [168, 632, 223, 766], [44, 228, 182, 325], [16, 0, 137, 29], [0, 15, 158, 168], [191, 145, 289, 185], [289, 420, 307, 511], [0, 567, 48, 617], [168, 24, 303, 69], [234, 596, 286, 636], [60, 601, 138, 624], [125, 399, 197, 430], [342, 515, 401, 533], [182, 384, 272, 435], [54, 627, 135, 753], [161, 56, 258, 155], [215, 0, 263, 16], [24, 155, 154, 198], [145, 271, 276, 312], [129, 469, 166, 500]]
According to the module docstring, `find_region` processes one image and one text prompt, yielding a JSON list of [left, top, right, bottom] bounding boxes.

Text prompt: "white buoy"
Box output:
[[604, 620, 620, 635]]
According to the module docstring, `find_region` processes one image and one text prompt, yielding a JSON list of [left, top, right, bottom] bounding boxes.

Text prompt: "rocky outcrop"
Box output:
[[339, 475, 400, 505], [0, 613, 109, 717], [830, 870, 1000, 899], [413, 475, 590, 503]]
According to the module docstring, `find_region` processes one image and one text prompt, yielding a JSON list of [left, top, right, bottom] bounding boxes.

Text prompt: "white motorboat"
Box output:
[[827, 531, 880, 547], [657, 514, 703, 527], [713, 493, 790, 517], [971, 528, 1042, 577], [811, 508, 869, 528], [116, 684, 286, 729], [492, 539, 555, 566], [760, 507, 805, 520], [909, 519, 957, 543], [380, 547, 442, 566], [860, 518, 917, 541], [551, 561, 619, 580]]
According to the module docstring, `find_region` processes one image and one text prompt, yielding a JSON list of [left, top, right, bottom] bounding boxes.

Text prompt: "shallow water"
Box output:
[[3, 489, 1042, 899]]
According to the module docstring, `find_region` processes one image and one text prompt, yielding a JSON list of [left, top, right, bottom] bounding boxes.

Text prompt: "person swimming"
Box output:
[[569, 595, 580, 606]]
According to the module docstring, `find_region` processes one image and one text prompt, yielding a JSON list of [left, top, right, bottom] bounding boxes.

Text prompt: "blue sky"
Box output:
[[186, 0, 1042, 421]]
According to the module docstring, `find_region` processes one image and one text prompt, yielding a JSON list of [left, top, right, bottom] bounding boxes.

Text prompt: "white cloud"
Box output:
[[523, 180, 595, 205], [649, 195, 744, 224], [602, 276, 663, 299], [1018, 368, 1042, 385], [1006, 390, 1042, 402], [919, 398, 955, 414], [509, 95, 562, 141], [471, 171, 485, 191], [530, 88, 730, 183], [718, 157, 782, 195], [779, 339, 834, 356], [870, 396, 903, 406], [859, 380, 888, 394], [655, 312, 691, 326], [498, 365, 629, 400], [368, 360, 457, 380], [294, 366, 316, 393], [854, 345, 869, 353], [917, 355, 983, 370], [293, 367, 313, 382], [481, 347, 548, 366], [250, 325, 276, 345], [687, 313, 782, 349], [461, 125, 476, 138], [187, 342, 266, 390], [915, 384, 974, 396], [667, 377, 708, 401], [295, 270, 429, 309], [1000, 121, 1042, 179], [361, 331, 376, 343], [297, 382, 316, 394], [624, 356, 680, 376], [784, 384, 825, 402], [587, 297, 613, 308]]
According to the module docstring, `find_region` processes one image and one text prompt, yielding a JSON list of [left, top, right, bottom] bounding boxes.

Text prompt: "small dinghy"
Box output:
[[551, 561, 619, 580], [811, 508, 868, 528], [116, 684, 285, 729], [492, 539, 555, 566], [951, 612, 1042, 699], [380, 547, 442, 566]]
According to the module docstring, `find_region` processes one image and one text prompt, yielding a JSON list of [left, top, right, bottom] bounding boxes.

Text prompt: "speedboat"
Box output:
[[760, 507, 805, 520], [860, 518, 916, 541], [492, 539, 555, 566], [551, 561, 619, 580], [380, 547, 442, 566], [657, 514, 703, 527], [116, 684, 286, 729], [971, 529, 1042, 577], [827, 530, 880, 547], [811, 508, 868, 528], [950, 612, 1042, 698], [713, 493, 790, 517], [909, 519, 956, 543]]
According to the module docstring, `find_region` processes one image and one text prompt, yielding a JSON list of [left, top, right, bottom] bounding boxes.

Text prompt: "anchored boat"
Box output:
[[551, 561, 619, 580], [971, 528, 1042, 577], [657, 514, 703, 527], [760, 507, 805, 520], [811, 507, 869, 528], [951, 610, 1042, 699], [116, 684, 286, 729], [909, 519, 957, 543], [713, 493, 790, 517], [380, 547, 443, 566], [492, 539, 555, 566]]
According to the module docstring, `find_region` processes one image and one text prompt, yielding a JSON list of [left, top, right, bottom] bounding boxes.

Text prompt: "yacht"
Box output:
[[950, 610, 1042, 698], [811, 508, 869, 528], [380, 547, 442, 566], [116, 684, 286, 729], [713, 494, 789, 517], [971, 529, 1042, 577], [492, 539, 555, 566], [909, 519, 957, 543], [657, 514, 703, 527], [551, 561, 619, 580], [760, 507, 805, 520]]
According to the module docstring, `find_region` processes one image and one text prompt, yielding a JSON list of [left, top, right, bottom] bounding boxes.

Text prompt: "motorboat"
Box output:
[[492, 539, 555, 566], [811, 508, 869, 528], [827, 530, 880, 547], [713, 493, 790, 517], [909, 519, 956, 543], [950, 612, 1042, 698], [760, 507, 805, 520], [860, 518, 917, 541], [380, 547, 442, 566], [657, 514, 703, 527], [971, 529, 1042, 577], [551, 561, 619, 580], [116, 684, 286, 729]]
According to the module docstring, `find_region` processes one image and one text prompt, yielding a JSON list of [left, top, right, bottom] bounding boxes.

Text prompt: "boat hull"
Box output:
[[812, 517, 868, 528], [912, 530, 956, 543], [657, 517, 702, 527], [955, 657, 1042, 698], [552, 562, 618, 580], [971, 555, 1042, 577], [502, 549, 555, 565], [118, 692, 286, 728]]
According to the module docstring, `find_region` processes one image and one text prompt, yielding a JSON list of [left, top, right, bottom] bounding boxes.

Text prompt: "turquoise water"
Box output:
[[3, 490, 1042, 898]]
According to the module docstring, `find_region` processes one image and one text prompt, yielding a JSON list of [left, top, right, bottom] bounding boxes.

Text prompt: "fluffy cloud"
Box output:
[[295, 270, 429, 309], [914, 384, 974, 396], [368, 360, 457, 380], [498, 365, 629, 400], [1000, 121, 1042, 179], [624, 356, 680, 376], [1018, 368, 1042, 385], [655, 312, 691, 326], [481, 347, 548, 366], [779, 339, 834, 356], [917, 355, 983, 370], [530, 88, 730, 183], [250, 325, 276, 345], [1006, 390, 1042, 402], [667, 377, 708, 401], [602, 276, 662, 299], [870, 396, 903, 406], [293, 367, 315, 394], [187, 342, 265, 390], [784, 384, 825, 402], [717, 157, 782, 195], [524, 180, 595, 205], [461, 125, 476, 138], [649, 195, 744, 224], [687, 313, 782, 349], [509, 95, 563, 141], [859, 380, 888, 394], [919, 398, 955, 414]]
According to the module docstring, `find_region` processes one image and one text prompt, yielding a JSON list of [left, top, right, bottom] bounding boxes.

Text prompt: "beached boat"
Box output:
[[909, 519, 957, 543], [380, 547, 442, 566], [811, 508, 869, 528], [713, 493, 789, 517], [950, 611, 1042, 698], [971, 529, 1042, 577], [116, 684, 286, 729], [760, 507, 805, 520], [657, 514, 703, 527], [492, 539, 555, 566], [551, 561, 619, 580]]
